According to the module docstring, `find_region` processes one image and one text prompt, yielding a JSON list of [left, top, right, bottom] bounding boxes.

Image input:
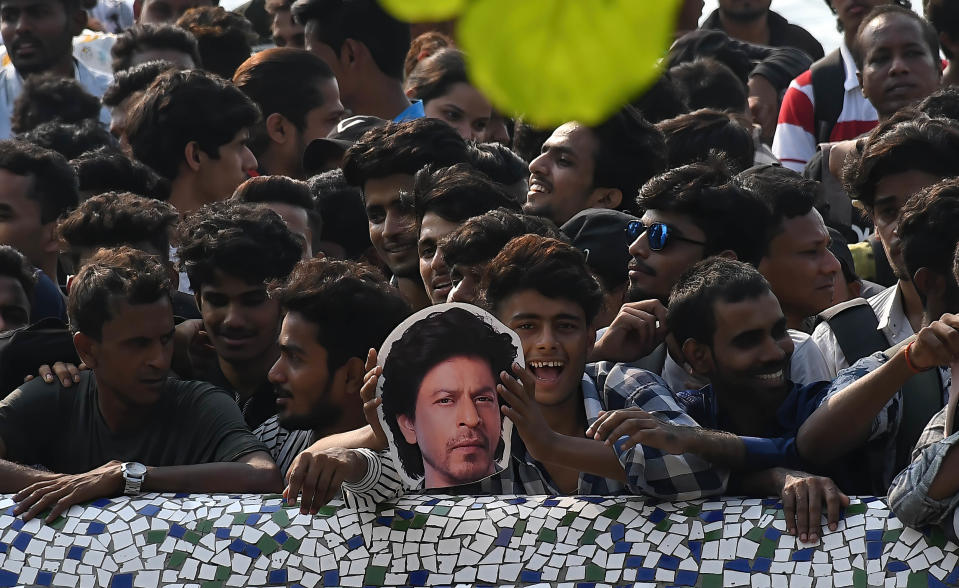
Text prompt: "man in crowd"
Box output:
[[233, 175, 317, 259], [700, 0, 823, 60], [0, 245, 34, 333]]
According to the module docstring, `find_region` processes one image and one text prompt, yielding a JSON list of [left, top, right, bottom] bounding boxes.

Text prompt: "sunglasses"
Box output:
[[626, 220, 707, 251]]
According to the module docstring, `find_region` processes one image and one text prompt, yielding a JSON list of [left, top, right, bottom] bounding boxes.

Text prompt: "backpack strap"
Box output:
[[818, 297, 889, 366], [882, 336, 945, 470], [810, 49, 846, 144]]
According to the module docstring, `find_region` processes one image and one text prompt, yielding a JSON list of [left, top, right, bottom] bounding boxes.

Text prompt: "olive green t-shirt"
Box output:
[[0, 372, 267, 473]]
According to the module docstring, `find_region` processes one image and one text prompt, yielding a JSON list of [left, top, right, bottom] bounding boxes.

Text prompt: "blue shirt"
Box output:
[[393, 100, 425, 122], [677, 381, 831, 471]]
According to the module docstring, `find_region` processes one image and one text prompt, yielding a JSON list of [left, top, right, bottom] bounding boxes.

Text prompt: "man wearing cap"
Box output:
[[233, 48, 346, 179], [302, 115, 386, 176]]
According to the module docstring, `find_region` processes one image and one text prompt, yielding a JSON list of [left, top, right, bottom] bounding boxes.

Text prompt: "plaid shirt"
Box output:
[[343, 363, 728, 510]]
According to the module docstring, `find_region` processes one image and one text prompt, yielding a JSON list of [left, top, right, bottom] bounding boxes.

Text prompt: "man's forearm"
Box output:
[[730, 467, 784, 496], [682, 428, 747, 469], [928, 444, 959, 500], [0, 459, 59, 493], [309, 426, 385, 452], [144, 455, 282, 494], [537, 433, 627, 482]]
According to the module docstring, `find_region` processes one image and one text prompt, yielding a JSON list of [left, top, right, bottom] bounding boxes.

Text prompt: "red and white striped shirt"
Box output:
[[772, 41, 878, 172]]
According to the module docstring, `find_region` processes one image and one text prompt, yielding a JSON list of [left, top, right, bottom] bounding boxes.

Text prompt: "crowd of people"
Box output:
[[0, 0, 959, 547]]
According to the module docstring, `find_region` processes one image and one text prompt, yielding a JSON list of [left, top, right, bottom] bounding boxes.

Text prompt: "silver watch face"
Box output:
[[122, 462, 147, 477]]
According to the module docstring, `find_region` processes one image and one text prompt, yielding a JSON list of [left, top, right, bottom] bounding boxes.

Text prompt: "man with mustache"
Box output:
[[0, 0, 111, 140], [177, 200, 303, 429]]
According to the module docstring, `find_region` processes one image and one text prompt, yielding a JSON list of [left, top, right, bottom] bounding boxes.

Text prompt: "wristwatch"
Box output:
[[121, 462, 147, 496]]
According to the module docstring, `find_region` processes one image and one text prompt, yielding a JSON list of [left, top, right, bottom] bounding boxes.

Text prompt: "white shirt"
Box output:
[[0, 60, 111, 140], [811, 284, 915, 379]]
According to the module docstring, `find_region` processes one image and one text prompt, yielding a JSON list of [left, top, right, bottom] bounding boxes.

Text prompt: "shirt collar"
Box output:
[[839, 39, 862, 92]]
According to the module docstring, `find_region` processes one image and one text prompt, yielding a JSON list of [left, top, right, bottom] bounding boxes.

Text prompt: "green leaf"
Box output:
[[458, 0, 681, 127], [379, 0, 466, 22]]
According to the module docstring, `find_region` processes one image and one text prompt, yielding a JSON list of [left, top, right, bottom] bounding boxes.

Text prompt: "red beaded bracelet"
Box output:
[[904, 341, 924, 374]]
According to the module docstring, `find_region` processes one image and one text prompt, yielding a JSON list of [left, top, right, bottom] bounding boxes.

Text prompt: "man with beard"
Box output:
[[700, 0, 823, 60], [254, 258, 409, 478], [0, 0, 111, 140]]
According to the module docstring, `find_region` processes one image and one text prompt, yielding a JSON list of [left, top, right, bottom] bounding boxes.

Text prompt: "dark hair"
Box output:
[[342, 118, 470, 189], [668, 58, 748, 113], [110, 24, 201, 73], [925, 0, 959, 59], [639, 161, 771, 266], [11, 75, 101, 134], [853, 5, 940, 71], [233, 175, 314, 210], [408, 164, 519, 225], [271, 258, 410, 371], [68, 246, 172, 340], [466, 142, 529, 189], [484, 234, 604, 324], [102, 60, 180, 108], [405, 48, 469, 104], [404, 31, 453, 79], [667, 257, 772, 346], [442, 208, 564, 269], [735, 165, 817, 257], [631, 73, 690, 124], [823, 0, 912, 31], [177, 200, 302, 291], [126, 69, 260, 180], [511, 120, 554, 163], [845, 117, 959, 211], [0, 140, 78, 224], [176, 7, 256, 79], [72, 147, 171, 201], [308, 169, 371, 259], [917, 86, 959, 120], [899, 178, 959, 280], [589, 106, 667, 216], [380, 306, 517, 478], [657, 109, 755, 174], [17, 119, 118, 160], [0, 245, 37, 303], [57, 192, 178, 267], [291, 0, 410, 80], [233, 48, 336, 157]]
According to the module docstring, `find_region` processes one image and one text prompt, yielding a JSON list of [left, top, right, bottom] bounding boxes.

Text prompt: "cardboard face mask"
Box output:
[[377, 303, 522, 489]]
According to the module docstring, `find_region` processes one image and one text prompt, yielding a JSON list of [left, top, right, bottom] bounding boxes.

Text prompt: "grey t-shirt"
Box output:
[[0, 372, 267, 473]]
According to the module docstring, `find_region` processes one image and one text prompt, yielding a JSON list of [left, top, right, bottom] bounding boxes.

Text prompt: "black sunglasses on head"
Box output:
[[625, 220, 707, 251]]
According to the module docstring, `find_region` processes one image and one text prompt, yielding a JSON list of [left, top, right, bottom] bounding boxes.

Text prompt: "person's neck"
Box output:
[[259, 146, 300, 180], [784, 311, 806, 331], [540, 383, 587, 439], [96, 373, 155, 434], [898, 279, 925, 333], [718, 11, 769, 45], [396, 276, 431, 311], [219, 344, 279, 402], [311, 410, 366, 442], [713, 383, 788, 437], [169, 177, 208, 216], [943, 63, 959, 87], [37, 256, 59, 286], [22, 56, 76, 79], [346, 75, 411, 120], [843, 29, 859, 56]]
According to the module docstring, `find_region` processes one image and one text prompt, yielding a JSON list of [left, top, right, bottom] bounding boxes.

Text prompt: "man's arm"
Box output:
[[0, 438, 60, 493]]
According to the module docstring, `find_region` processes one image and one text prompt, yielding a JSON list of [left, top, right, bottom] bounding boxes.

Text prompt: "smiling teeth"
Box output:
[[529, 361, 564, 368], [756, 371, 783, 381]]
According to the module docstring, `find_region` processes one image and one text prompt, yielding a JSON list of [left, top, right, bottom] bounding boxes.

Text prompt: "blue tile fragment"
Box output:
[[649, 508, 667, 523], [724, 559, 750, 573], [866, 530, 883, 542], [0, 543, 6, 554], [260, 505, 281, 513], [110, 574, 133, 588], [376, 516, 393, 526], [408, 570, 429, 586], [90, 498, 112, 508], [267, 570, 287, 585], [2, 506, 13, 516], [396, 510, 414, 520], [688, 540, 702, 562], [228, 539, 247, 553], [578, 496, 605, 504], [928, 574, 950, 588], [35, 572, 52, 587], [67, 546, 84, 560], [675, 571, 698, 586], [887, 560, 909, 573], [243, 544, 262, 559], [659, 555, 680, 570], [700, 510, 723, 523], [867, 542, 883, 560], [323, 571, 339, 586], [635, 568, 656, 581], [614, 541, 631, 553], [274, 531, 288, 544], [173, 493, 189, 498], [138, 505, 160, 517], [494, 528, 512, 547], [346, 534, 364, 550], [520, 571, 541, 583], [625, 555, 644, 568], [470, 502, 484, 509], [10, 519, 23, 531], [423, 498, 440, 506], [245, 513, 261, 526], [0, 570, 17, 588], [11, 532, 30, 552], [610, 523, 625, 542], [792, 548, 813, 562], [543, 499, 559, 507], [507, 497, 526, 505], [575, 584, 595, 588], [168, 524, 186, 538], [764, 527, 781, 541], [86, 522, 106, 535], [752, 558, 771, 573], [945, 566, 959, 585], [215, 528, 230, 539]]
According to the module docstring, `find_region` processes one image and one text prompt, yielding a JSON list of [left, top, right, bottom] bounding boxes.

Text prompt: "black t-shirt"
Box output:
[[0, 372, 268, 474]]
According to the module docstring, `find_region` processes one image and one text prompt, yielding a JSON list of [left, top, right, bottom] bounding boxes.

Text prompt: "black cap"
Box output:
[[561, 208, 639, 291], [302, 115, 387, 175]]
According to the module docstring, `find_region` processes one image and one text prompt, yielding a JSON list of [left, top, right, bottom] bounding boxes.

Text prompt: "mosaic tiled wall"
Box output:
[[0, 493, 956, 587]]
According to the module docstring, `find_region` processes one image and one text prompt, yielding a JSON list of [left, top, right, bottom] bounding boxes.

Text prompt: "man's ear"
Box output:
[[396, 413, 418, 444], [132, 0, 142, 19], [913, 267, 944, 300], [341, 38, 362, 69], [333, 356, 366, 399], [184, 141, 203, 172], [74, 331, 98, 369], [265, 113, 290, 145], [682, 338, 714, 376], [586, 187, 623, 211]]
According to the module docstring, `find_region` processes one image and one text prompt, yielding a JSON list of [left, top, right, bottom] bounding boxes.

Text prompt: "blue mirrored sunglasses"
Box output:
[[625, 220, 707, 251]]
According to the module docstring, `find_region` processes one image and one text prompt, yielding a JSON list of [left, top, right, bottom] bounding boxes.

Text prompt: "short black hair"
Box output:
[[380, 306, 517, 478], [899, 177, 959, 280], [271, 257, 410, 371], [17, 119, 118, 160], [177, 200, 302, 291], [511, 119, 555, 164], [102, 60, 180, 108], [233, 175, 321, 247], [925, 0, 959, 58], [668, 58, 748, 113], [631, 72, 690, 124], [466, 142, 529, 189], [823, 0, 912, 31], [342, 118, 470, 191], [0, 245, 37, 303], [667, 257, 773, 347], [11, 75, 101, 134], [57, 192, 179, 267], [233, 47, 336, 158], [110, 24, 201, 73], [308, 169, 371, 259], [71, 147, 171, 201], [656, 109, 755, 174], [589, 106, 667, 216], [735, 165, 816, 257], [917, 86, 959, 120], [0, 140, 78, 224], [68, 246, 172, 340], [291, 0, 409, 80], [853, 5, 940, 71], [639, 161, 771, 266], [442, 208, 564, 269], [126, 69, 260, 181], [484, 234, 604, 325], [177, 6, 257, 80], [408, 164, 519, 225]]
